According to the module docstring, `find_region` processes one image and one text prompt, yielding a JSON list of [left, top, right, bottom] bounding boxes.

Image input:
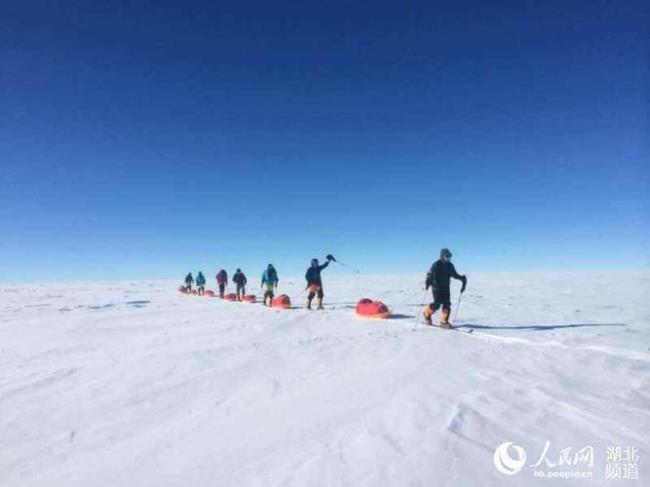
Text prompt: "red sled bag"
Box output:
[[355, 298, 390, 319], [272, 294, 291, 309]]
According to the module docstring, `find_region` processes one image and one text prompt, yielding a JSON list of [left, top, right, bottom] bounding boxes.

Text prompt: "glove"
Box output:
[[460, 275, 467, 294], [425, 274, 432, 290], [326, 254, 336, 262]]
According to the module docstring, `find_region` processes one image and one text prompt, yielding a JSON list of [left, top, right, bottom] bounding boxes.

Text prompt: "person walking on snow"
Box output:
[[233, 268, 247, 301], [423, 248, 467, 327], [184, 272, 194, 292], [305, 255, 334, 309], [196, 271, 206, 296], [261, 264, 279, 306], [216, 269, 228, 298]]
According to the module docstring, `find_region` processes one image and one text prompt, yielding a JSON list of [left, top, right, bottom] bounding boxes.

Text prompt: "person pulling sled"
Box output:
[[196, 271, 206, 296], [261, 264, 279, 306], [233, 268, 247, 301], [216, 269, 228, 298], [423, 248, 467, 327], [184, 272, 194, 292], [305, 254, 335, 309]]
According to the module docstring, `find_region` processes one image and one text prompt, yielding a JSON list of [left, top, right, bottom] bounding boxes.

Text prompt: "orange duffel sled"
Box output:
[[204, 290, 215, 297], [224, 293, 237, 302], [242, 294, 256, 303], [271, 294, 291, 309], [355, 298, 391, 319]]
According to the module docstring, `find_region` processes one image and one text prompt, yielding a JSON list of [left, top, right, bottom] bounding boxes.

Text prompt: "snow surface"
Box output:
[[1, 271, 649, 486]]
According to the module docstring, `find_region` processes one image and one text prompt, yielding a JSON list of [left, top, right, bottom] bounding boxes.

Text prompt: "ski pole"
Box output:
[[334, 260, 360, 274], [325, 254, 360, 273], [453, 293, 463, 323]]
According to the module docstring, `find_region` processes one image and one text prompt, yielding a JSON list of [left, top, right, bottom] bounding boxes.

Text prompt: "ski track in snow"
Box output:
[[0, 271, 648, 486]]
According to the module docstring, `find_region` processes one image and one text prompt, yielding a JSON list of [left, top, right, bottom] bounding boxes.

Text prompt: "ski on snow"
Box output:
[[424, 324, 474, 334]]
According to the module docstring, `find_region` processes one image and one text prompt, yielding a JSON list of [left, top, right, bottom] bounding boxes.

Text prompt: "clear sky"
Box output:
[[1, 1, 648, 282]]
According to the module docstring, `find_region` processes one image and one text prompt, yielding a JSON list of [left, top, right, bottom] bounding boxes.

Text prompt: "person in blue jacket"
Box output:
[[196, 271, 206, 296], [261, 264, 279, 306]]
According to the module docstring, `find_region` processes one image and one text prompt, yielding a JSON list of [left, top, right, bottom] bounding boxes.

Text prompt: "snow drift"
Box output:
[[0, 271, 648, 486]]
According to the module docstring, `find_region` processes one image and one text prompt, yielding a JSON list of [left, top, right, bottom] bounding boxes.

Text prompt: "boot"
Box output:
[[422, 306, 433, 325], [316, 297, 324, 310], [305, 297, 312, 310], [440, 309, 452, 328]]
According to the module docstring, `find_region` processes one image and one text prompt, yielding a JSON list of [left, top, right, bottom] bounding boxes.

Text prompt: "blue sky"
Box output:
[[1, 1, 648, 281]]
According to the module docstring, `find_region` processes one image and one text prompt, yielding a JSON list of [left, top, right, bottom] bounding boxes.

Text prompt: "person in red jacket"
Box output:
[[216, 269, 228, 298]]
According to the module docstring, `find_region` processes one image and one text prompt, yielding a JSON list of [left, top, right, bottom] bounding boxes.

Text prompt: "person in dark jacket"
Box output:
[[423, 248, 467, 327], [216, 269, 228, 298], [305, 255, 334, 309], [233, 268, 247, 301], [261, 264, 279, 306], [184, 272, 194, 292]]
